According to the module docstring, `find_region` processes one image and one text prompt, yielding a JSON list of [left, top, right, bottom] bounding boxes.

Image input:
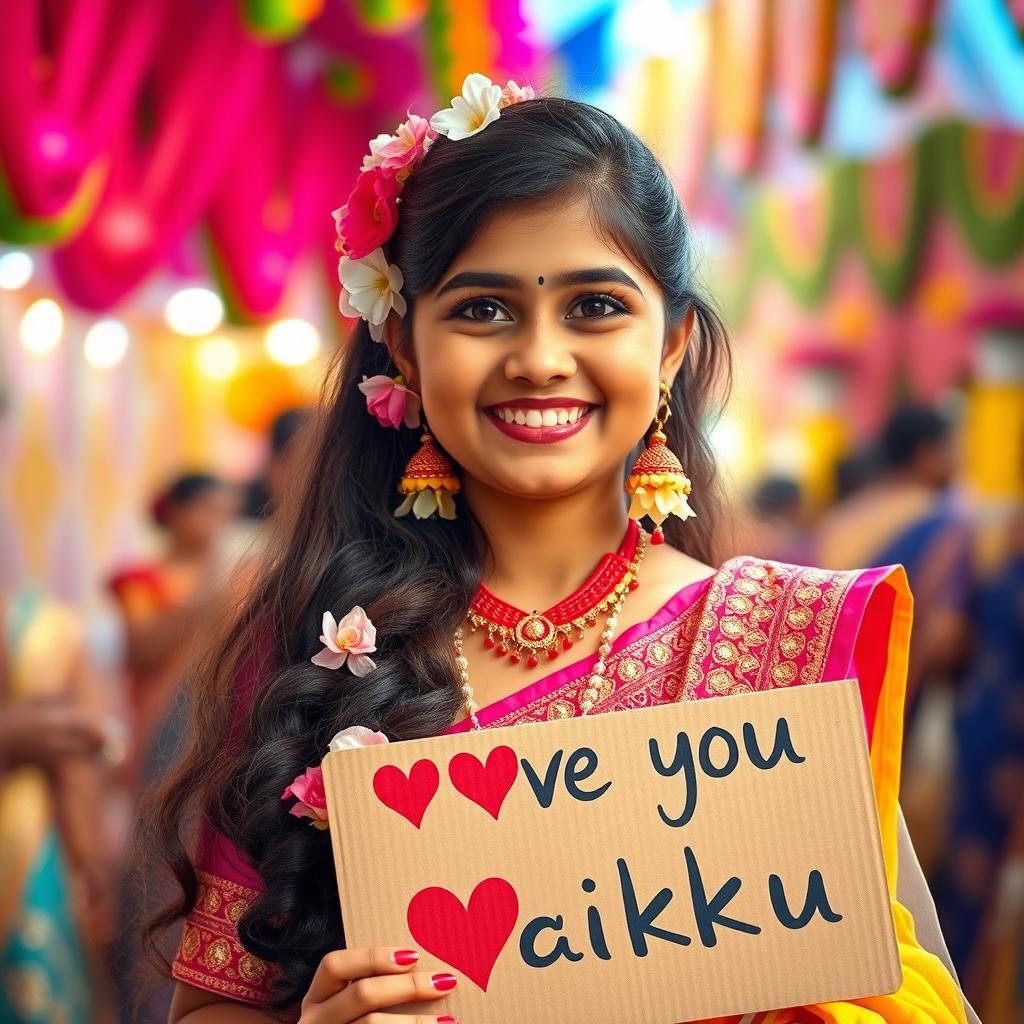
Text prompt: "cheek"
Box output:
[[591, 346, 660, 427]]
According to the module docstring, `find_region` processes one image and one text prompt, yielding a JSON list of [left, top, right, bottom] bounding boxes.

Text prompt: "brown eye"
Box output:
[[567, 294, 628, 320], [454, 299, 513, 322]]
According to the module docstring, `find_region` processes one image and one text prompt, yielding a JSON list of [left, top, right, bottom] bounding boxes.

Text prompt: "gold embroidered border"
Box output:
[[171, 869, 275, 1006]]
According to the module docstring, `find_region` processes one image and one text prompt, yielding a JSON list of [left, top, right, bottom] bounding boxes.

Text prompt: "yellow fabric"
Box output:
[[786, 567, 966, 1024]]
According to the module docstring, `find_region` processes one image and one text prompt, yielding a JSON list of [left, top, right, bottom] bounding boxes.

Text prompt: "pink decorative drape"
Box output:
[[52, 0, 274, 310], [0, 0, 167, 238]]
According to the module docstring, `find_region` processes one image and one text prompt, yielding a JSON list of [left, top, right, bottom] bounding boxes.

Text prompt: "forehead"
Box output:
[[445, 195, 650, 283]]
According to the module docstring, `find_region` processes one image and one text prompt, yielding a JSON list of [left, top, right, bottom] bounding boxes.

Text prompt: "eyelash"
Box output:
[[447, 291, 632, 323]]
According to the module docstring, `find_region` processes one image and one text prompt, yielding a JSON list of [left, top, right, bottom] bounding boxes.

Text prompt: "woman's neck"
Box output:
[[464, 472, 629, 609]]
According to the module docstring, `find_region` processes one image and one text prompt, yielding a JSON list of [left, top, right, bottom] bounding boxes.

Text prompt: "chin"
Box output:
[[484, 466, 601, 500]]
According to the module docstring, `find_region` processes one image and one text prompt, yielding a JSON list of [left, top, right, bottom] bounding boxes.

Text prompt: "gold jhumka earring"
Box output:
[[394, 427, 460, 520], [625, 379, 695, 544]]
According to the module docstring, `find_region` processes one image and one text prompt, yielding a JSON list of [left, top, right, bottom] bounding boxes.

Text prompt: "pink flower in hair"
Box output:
[[281, 766, 329, 829], [377, 114, 436, 178], [335, 167, 401, 260], [358, 374, 421, 429], [312, 605, 377, 675], [500, 80, 535, 107]]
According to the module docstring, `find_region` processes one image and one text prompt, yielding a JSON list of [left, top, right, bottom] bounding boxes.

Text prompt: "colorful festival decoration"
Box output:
[[846, 130, 937, 303], [853, 0, 938, 95], [942, 121, 1024, 267], [711, 0, 771, 175], [206, 68, 366, 323], [774, 0, 838, 145], [52, 3, 273, 310], [753, 164, 848, 308], [741, 122, 1024, 316], [0, 0, 168, 242]]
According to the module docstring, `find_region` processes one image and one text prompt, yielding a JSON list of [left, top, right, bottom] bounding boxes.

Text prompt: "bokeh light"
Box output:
[[264, 318, 320, 366], [19, 297, 64, 354], [0, 250, 34, 290], [165, 287, 224, 336], [196, 336, 241, 380], [84, 318, 130, 368]]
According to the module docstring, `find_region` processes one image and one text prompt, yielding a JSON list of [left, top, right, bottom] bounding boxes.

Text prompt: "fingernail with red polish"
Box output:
[[437, 1017, 458, 1023], [392, 949, 419, 965], [431, 973, 458, 991]]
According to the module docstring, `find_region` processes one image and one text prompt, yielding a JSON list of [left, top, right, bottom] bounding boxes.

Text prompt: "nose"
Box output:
[[503, 319, 577, 387]]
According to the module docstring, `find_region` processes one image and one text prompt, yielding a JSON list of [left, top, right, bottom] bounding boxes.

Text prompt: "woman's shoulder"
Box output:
[[718, 552, 907, 592]]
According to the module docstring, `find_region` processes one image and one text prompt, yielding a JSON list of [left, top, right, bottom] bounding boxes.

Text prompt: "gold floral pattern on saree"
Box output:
[[680, 559, 856, 702], [479, 557, 859, 727], [172, 870, 275, 1005]]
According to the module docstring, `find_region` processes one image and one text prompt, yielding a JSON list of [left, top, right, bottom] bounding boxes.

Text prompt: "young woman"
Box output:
[[147, 78, 970, 1024]]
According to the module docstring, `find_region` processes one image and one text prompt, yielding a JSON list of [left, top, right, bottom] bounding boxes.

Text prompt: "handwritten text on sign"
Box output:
[[322, 680, 901, 1024]]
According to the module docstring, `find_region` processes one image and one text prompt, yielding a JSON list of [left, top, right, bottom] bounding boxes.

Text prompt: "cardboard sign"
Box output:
[[322, 679, 901, 1024]]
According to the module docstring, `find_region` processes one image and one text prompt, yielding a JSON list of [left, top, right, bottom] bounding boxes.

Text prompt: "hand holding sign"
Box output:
[[296, 945, 457, 1023]]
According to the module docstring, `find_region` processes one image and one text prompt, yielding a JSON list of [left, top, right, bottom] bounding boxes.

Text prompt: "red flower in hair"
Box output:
[[335, 167, 401, 260]]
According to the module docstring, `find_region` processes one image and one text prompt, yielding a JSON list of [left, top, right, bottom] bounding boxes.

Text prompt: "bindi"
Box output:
[[538, 275, 544, 286]]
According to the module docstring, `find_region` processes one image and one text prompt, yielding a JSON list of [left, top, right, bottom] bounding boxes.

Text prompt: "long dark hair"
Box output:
[[142, 96, 731, 1009]]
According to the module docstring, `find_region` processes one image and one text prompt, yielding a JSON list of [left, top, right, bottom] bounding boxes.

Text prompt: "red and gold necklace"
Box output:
[[466, 521, 647, 669]]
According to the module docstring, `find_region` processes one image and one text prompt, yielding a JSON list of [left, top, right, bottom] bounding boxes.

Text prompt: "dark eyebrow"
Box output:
[[435, 266, 644, 299], [549, 267, 643, 294], [436, 271, 520, 297]]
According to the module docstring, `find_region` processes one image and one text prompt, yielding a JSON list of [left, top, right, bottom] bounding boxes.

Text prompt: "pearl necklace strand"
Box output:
[[454, 528, 648, 731]]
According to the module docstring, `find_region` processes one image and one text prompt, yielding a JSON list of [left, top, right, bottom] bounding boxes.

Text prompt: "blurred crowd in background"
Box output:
[[1, 0, 1022, 1022]]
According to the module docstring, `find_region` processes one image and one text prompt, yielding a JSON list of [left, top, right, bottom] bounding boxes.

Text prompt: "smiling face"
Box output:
[[393, 197, 691, 508]]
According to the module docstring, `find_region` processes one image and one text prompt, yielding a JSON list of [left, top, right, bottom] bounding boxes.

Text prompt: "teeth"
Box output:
[[493, 406, 588, 427]]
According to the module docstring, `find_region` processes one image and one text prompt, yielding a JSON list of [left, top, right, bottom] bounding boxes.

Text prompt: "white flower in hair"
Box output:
[[360, 132, 397, 172], [430, 72, 503, 141], [338, 247, 407, 342]]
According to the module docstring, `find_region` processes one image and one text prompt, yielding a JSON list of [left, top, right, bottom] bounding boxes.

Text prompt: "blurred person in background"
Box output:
[[113, 415, 310, 1024], [932, 504, 1024, 1008], [108, 472, 239, 791], [816, 404, 973, 714], [0, 588, 123, 1024], [242, 407, 313, 523], [741, 474, 815, 564]]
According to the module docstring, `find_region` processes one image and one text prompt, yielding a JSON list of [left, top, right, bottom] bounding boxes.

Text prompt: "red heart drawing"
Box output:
[[407, 877, 519, 991], [372, 760, 439, 829], [448, 745, 518, 820]]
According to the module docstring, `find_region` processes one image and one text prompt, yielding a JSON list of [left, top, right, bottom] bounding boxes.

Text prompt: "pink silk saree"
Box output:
[[172, 556, 967, 1024]]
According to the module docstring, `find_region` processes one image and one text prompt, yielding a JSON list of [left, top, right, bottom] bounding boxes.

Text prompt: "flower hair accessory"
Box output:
[[282, 726, 390, 829], [358, 374, 421, 429], [333, 73, 534, 342], [311, 605, 377, 675]]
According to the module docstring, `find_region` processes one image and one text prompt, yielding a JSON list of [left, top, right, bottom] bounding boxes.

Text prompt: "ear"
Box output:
[[660, 305, 696, 388], [383, 313, 419, 390]]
